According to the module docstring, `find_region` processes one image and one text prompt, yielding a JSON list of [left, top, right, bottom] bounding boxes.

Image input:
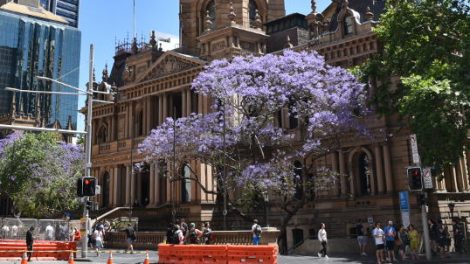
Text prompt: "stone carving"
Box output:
[[141, 54, 199, 82]]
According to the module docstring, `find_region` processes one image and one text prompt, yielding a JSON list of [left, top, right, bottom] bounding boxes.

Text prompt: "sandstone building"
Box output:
[[89, 0, 470, 251]]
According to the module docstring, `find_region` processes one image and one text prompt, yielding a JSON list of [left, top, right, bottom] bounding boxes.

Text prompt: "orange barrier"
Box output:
[[158, 243, 278, 264], [0, 240, 76, 261], [227, 244, 278, 264]]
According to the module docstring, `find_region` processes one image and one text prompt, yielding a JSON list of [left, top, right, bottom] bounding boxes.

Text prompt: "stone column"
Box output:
[[155, 163, 161, 205], [162, 94, 168, 120], [186, 90, 192, 115], [382, 144, 393, 193], [331, 152, 340, 196], [338, 150, 347, 196], [182, 89, 187, 116], [113, 167, 118, 206], [146, 97, 152, 133], [128, 102, 134, 138], [158, 96, 163, 124], [374, 145, 385, 194], [451, 166, 459, 192], [125, 165, 131, 206], [458, 153, 469, 191], [149, 163, 156, 206]]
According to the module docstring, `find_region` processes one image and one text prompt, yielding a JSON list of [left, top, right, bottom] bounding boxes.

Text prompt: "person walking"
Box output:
[[453, 219, 465, 254], [356, 222, 368, 256], [251, 219, 262, 245], [93, 226, 104, 256], [397, 224, 409, 260], [317, 223, 328, 259], [384, 220, 397, 262], [202, 222, 213, 244], [125, 224, 136, 254], [408, 224, 420, 261], [175, 225, 185, 245], [26, 226, 34, 262], [373, 222, 385, 264], [45, 223, 54, 241]]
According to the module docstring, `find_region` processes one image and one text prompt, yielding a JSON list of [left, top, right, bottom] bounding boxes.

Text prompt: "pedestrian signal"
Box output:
[[407, 167, 423, 191], [82, 177, 96, 196]]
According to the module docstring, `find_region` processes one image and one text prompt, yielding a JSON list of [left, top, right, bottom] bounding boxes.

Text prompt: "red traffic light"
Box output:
[[82, 177, 96, 196]]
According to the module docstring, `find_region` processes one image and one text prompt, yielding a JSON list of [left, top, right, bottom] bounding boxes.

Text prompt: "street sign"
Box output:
[[410, 134, 420, 165], [422, 167, 434, 189], [399, 191, 410, 228]]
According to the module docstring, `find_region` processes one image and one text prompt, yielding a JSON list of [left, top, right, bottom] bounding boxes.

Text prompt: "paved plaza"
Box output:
[[1, 251, 470, 264]]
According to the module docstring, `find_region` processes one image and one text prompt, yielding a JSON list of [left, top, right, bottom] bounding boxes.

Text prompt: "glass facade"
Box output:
[[39, 0, 79, 28], [0, 10, 81, 129]]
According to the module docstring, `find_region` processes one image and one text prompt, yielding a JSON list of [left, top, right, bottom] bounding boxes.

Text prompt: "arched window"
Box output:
[[358, 153, 371, 195], [181, 163, 192, 203], [202, 0, 216, 32], [343, 15, 354, 35], [98, 125, 107, 144]]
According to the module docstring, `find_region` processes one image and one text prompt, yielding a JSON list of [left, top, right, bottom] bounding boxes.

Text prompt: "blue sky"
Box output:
[[77, 0, 330, 130]]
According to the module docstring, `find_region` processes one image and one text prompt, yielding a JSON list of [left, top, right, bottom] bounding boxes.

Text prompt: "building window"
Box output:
[[344, 16, 354, 35], [358, 153, 371, 195], [181, 163, 192, 203], [98, 125, 107, 144], [135, 110, 143, 136]]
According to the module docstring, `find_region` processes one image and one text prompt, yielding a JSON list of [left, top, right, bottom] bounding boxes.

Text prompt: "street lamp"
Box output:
[[36, 44, 112, 258], [263, 191, 269, 228]]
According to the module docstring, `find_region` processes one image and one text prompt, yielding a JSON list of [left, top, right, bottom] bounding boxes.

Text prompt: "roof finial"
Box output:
[[228, 1, 237, 26], [150, 30, 157, 48], [311, 0, 317, 14], [253, 9, 262, 29], [365, 6, 374, 21], [102, 64, 109, 81], [131, 37, 138, 53]]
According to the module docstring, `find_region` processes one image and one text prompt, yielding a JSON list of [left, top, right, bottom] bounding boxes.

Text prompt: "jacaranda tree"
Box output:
[[0, 132, 84, 218], [139, 50, 367, 247]]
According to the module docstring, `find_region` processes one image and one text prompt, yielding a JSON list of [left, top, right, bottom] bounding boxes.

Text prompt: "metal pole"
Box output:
[[222, 102, 227, 230], [81, 44, 94, 258], [421, 192, 432, 261]]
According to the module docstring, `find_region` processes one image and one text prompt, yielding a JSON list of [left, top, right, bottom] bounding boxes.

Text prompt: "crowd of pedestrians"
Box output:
[[165, 218, 213, 245]]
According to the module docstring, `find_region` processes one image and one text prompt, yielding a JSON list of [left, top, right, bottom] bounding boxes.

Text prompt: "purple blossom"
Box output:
[[140, 50, 368, 195]]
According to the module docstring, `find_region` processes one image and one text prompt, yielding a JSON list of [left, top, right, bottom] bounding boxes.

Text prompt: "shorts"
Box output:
[[357, 236, 368, 246], [126, 238, 134, 244], [376, 244, 384, 250], [385, 240, 395, 250]]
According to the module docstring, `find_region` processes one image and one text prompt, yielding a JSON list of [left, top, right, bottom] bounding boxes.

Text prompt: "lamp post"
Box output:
[[448, 202, 455, 220], [37, 44, 112, 258], [6, 44, 112, 259]]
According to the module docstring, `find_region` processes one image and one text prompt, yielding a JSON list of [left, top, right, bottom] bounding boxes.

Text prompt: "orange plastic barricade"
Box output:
[[226, 244, 278, 264], [0, 240, 76, 261], [158, 244, 228, 264]]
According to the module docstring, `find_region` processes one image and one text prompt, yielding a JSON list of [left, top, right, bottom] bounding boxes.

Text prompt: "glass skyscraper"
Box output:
[[0, 2, 81, 129], [39, 0, 79, 28]]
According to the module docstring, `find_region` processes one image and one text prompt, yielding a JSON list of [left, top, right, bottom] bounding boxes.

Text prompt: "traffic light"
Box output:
[[82, 177, 96, 196], [86, 201, 93, 210], [407, 166, 423, 191], [77, 178, 83, 197]]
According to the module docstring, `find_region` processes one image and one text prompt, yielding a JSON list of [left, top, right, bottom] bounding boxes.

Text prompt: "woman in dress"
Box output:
[[408, 224, 420, 261]]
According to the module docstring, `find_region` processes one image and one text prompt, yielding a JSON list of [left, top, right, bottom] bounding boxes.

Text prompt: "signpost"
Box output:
[[422, 167, 434, 190], [399, 191, 410, 228]]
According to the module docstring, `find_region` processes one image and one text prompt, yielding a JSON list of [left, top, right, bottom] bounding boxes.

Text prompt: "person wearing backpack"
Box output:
[[124, 224, 136, 254], [251, 219, 262, 245], [202, 222, 213, 244], [186, 223, 203, 244]]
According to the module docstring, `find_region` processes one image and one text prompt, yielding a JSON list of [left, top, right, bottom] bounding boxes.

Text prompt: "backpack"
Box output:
[[189, 230, 198, 244], [254, 224, 262, 236]]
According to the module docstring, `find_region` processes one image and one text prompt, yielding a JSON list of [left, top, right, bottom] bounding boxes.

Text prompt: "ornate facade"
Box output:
[[90, 0, 470, 250]]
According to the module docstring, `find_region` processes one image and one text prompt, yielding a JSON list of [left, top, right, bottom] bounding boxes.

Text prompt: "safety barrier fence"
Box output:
[[0, 240, 76, 260], [104, 228, 280, 250], [158, 243, 279, 264]]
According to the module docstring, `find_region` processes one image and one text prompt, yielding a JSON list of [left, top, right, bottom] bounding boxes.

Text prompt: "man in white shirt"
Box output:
[[317, 223, 328, 259], [372, 222, 385, 264], [1, 225, 9, 239], [45, 224, 54, 240]]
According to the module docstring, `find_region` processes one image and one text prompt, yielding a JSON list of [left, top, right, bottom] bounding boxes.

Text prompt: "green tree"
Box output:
[[365, 0, 470, 169], [0, 132, 84, 218]]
